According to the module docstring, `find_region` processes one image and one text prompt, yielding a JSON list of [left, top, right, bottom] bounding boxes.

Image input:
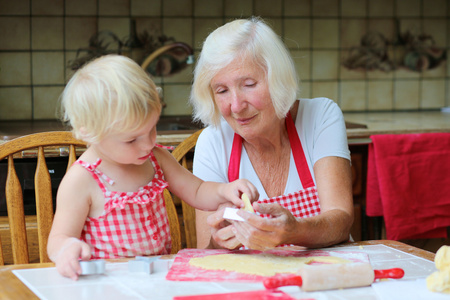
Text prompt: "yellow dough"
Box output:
[[435, 245, 450, 270], [189, 253, 351, 276], [427, 245, 450, 294], [241, 193, 254, 213], [427, 269, 450, 294]]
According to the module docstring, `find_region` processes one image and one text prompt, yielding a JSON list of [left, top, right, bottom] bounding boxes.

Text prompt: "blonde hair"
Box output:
[[190, 16, 299, 127], [60, 54, 161, 144]]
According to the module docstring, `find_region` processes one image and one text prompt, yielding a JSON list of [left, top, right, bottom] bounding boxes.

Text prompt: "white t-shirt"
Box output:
[[192, 98, 350, 200]]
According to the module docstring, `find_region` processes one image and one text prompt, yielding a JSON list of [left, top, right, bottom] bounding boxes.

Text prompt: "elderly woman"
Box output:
[[190, 17, 353, 251]]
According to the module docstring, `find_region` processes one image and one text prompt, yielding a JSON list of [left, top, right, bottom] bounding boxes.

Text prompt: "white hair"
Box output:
[[190, 16, 299, 127]]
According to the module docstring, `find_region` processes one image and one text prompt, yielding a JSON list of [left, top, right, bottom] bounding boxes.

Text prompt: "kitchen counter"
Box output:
[[344, 111, 450, 140], [0, 116, 203, 146], [1, 111, 449, 145], [161, 111, 450, 145]]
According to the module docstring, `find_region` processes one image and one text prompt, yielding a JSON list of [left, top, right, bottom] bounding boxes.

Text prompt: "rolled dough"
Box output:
[[189, 253, 351, 276]]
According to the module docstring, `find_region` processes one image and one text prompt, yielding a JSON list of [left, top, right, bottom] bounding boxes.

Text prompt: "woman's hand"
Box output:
[[53, 238, 92, 280], [231, 202, 300, 250], [206, 205, 243, 250]]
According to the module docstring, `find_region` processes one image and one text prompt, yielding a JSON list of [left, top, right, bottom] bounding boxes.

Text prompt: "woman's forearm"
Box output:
[[289, 209, 353, 248]]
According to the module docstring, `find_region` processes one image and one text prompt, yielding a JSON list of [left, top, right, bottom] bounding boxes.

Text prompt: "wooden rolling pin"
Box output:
[[263, 263, 404, 292]]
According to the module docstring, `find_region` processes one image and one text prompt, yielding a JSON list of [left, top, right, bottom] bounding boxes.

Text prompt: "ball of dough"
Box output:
[[435, 245, 450, 270], [426, 269, 450, 294], [427, 245, 450, 294]]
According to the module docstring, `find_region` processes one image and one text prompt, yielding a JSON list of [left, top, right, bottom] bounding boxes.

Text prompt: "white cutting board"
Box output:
[[13, 244, 438, 300]]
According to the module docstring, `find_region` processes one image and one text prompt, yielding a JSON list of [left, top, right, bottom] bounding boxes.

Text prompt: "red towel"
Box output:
[[366, 133, 450, 240]]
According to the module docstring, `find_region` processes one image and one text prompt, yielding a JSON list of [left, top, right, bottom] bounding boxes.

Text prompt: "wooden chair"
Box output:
[[0, 131, 182, 264], [0, 131, 86, 265], [166, 129, 203, 249]]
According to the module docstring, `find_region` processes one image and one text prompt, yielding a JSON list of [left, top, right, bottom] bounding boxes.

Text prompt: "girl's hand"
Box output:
[[53, 238, 92, 280], [222, 179, 259, 209]]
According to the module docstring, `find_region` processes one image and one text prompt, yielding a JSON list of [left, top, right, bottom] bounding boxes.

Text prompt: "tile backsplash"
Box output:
[[0, 0, 449, 120]]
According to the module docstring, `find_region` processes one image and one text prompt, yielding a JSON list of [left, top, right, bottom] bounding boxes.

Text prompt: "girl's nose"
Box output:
[[143, 130, 156, 150]]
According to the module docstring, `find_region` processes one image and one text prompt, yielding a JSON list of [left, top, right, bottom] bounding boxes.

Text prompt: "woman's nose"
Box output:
[[230, 90, 245, 113]]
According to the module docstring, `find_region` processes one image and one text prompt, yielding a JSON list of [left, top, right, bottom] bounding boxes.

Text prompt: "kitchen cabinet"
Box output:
[[349, 144, 369, 242], [0, 216, 40, 264]]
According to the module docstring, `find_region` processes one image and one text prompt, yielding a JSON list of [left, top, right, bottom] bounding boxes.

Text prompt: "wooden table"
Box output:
[[0, 240, 436, 300]]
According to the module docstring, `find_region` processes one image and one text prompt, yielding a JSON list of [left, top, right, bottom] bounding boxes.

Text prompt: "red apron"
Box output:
[[228, 112, 321, 219]]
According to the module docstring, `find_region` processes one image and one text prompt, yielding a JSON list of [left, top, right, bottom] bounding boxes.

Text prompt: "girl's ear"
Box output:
[[78, 127, 90, 141]]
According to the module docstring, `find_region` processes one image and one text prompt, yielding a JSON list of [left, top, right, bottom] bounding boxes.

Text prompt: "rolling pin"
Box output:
[[263, 263, 404, 292]]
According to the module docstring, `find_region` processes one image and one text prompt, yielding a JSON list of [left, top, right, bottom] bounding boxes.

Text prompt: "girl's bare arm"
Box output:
[[47, 165, 93, 279], [155, 147, 258, 211]]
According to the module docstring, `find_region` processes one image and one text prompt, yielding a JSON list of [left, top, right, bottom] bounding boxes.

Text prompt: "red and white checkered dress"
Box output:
[[228, 112, 321, 220], [75, 150, 171, 259]]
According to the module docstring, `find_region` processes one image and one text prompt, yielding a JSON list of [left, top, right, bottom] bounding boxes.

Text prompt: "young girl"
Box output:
[[47, 55, 258, 280]]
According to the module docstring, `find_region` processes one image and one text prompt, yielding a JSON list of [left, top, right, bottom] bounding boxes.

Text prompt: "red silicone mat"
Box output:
[[166, 248, 369, 282]]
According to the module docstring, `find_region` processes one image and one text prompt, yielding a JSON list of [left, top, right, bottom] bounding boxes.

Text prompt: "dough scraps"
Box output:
[[427, 245, 450, 294], [241, 193, 254, 213], [188, 253, 352, 276]]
